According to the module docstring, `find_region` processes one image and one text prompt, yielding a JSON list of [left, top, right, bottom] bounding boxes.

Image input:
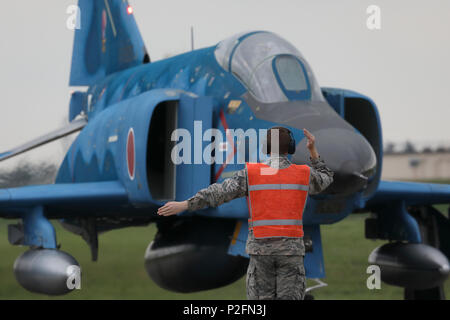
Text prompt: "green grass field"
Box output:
[[1, 207, 449, 300]]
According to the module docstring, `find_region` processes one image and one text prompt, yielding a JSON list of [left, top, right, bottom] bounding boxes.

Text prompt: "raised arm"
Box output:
[[303, 128, 334, 195]]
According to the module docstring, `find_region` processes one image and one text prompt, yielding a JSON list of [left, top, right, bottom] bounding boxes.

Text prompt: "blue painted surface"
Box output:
[[368, 180, 450, 206], [0, 2, 448, 284], [22, 206, 57, 249], [303, 225, 325, 278], [0, 181, 128, 208], [227, 220, 249, 258], [70, 0, 148, 86], [176, 95, 215, 201], [69, 91, 87, 122], [58, 89, 184, 205]]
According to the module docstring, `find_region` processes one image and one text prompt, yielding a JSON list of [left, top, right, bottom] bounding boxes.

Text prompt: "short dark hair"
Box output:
[[266, 127, 292, 154]]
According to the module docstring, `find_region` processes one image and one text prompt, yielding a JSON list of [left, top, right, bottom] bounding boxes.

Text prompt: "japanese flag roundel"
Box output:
[[126, 128, 135, 180]]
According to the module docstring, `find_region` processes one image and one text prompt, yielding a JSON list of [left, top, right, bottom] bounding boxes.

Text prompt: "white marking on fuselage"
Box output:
[[108, 135, 118, 143], [165, 90, 178, 97], [104, 0, 117, 37]]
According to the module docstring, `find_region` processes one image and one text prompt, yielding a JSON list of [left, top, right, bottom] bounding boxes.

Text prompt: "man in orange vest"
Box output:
[[158, 127, 334, 300]]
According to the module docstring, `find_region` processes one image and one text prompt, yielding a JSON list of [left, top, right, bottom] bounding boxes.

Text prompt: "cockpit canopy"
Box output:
[[214, 31, 325, 103]]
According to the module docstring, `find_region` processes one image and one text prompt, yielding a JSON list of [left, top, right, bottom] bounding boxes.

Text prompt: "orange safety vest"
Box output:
[[246, 162, 311, 238]]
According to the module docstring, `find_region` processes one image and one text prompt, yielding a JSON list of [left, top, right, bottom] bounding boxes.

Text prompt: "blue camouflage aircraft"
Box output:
[[1, 0, 450, 299]]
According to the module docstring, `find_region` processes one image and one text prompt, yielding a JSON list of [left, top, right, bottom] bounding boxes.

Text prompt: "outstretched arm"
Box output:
[[157, 169, 247, 216]]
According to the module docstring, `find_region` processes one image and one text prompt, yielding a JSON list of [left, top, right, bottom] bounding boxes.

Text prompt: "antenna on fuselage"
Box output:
[[191, 26, 194, 51]]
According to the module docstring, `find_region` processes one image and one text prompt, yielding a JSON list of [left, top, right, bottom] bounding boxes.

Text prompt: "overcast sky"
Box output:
[[0, 0, 449, 167]]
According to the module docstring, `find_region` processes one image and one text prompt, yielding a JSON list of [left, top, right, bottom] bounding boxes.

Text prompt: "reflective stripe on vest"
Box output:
[[246, 162, 310, 239], [248, 184, 309, 192], [249, 219, 303, 228]]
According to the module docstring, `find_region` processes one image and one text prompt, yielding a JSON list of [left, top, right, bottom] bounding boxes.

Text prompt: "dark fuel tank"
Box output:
[[144, 217, 248, 293], [368, 242, 450, 289]]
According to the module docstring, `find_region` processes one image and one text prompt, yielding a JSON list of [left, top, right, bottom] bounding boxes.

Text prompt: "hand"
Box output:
[[157, 201, 188, 216], [303, 128, 315, 149], [303, 128, 319, 159]]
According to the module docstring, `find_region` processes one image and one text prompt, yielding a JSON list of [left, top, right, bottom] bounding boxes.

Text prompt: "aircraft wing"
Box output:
[[367, 180, 450, 206], [0, 119, 87, 162], [367, 180, 450, 207], [364, 180, 450, 246], [0, 180, 132, 253], [0, 180, 129, 217]]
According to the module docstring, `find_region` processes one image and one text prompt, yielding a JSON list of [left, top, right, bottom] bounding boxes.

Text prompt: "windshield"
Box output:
[[273, 55, 311, 100], [214, 31, 323, 103]]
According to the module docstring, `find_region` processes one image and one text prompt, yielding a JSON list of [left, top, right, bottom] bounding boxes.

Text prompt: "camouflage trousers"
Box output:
[[246, 254, 306, 300]]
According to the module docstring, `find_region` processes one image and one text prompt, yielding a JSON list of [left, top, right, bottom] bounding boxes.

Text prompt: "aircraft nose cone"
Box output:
[[292, 128, 377, 195]]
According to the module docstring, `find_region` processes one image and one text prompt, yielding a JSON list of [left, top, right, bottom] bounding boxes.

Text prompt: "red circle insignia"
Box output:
[[126, 128, 135, 180]]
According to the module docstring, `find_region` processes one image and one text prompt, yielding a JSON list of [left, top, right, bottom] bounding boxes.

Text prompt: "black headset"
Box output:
[[267, 127, 296, 155], [287, 129, 296, 155]]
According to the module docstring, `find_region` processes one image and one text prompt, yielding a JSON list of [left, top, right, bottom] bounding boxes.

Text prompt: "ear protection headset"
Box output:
[[287, 129, 296, 155], [267, 127, 296, 155]]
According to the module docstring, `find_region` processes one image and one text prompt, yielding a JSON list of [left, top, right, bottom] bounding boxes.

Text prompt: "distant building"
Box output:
[[382, 151, 450, 180]]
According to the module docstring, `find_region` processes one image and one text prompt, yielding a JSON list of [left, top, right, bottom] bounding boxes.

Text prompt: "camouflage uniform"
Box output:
[[187, 155, 334, 300]]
